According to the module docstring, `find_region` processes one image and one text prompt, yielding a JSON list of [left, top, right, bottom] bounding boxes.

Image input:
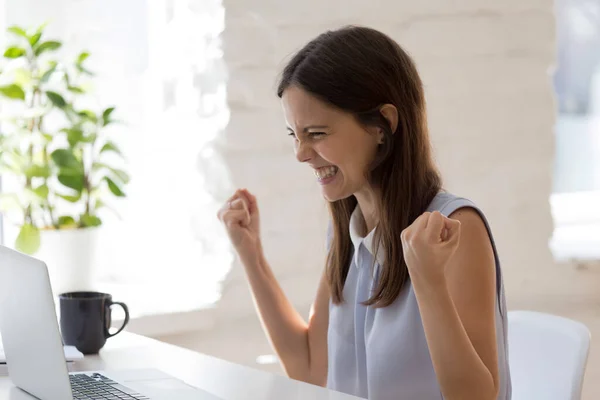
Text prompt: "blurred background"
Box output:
[[0, 0, 599, 398]]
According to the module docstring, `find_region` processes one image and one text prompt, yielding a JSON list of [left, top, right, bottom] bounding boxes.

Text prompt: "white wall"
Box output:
[[159, 1, 600, 398], [217, 0, 560, 318]]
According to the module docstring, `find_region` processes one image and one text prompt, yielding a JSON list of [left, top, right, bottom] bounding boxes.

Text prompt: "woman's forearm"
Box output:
[[240, 251, 310, 376], [239, 250, 327, 384], [412, 278, 498, 400]]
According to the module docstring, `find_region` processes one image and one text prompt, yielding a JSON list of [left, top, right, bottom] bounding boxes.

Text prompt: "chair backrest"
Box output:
[[508, 310, 591, 400]]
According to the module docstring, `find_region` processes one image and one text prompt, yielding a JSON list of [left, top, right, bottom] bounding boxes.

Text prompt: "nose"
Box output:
[[295, 140, 314, 163]]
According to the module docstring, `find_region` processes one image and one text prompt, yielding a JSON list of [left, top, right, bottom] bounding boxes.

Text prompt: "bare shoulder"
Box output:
[[448, 206, 486, 229], [448, 207, 492, 248]]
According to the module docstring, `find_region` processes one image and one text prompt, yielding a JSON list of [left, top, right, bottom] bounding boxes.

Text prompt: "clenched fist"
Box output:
[[217, 189, 262, 260], [401, 211, 461, 286]]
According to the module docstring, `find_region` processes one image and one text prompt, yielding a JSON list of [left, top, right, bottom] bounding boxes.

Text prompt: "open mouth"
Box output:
[[314, 166, 338, 182]]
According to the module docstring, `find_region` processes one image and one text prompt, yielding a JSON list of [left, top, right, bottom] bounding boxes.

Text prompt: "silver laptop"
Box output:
[[0, 244, 221, 400]]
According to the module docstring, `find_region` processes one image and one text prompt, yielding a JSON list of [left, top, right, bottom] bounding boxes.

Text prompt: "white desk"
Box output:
[[0, 332, 363, 399]]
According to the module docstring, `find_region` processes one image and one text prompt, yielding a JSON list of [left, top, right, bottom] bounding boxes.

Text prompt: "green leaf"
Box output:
[[51, 148, 79, 168], [14, 68, 32, 86], [4, 46, 26, 58], [111, 168, 130, 184], [75, 64, 94, 76], [46, 91, 66, 108], [0, 193, 23, 212], [7, 26, 28, 38], [67, 85, 84, 94], [102, 107, 115, 126], [32, 184, 49, 198], [58, 193, 81, 203], [57, 216, 76, 227], [41, 133, 53, 142], [29, 32, 42, 47], [77, 51, 90, 65], [34, 22, 48, 35], [105, 176, 125, 197], [63, 128, 84, 147], [80, 214, 102, 227], [24, 164, 51, 178], [93, 162, 129, 184], [0, 84, 25, 100], [100, 141, 122, 156], [34, 41, 61, 56], [63, 104, 79, 122], [51, 149, 83, 176], [58, 173, 84, 192], [40, 67, 56, 83], [15, 224, 41, 255], [81, 133, 97, 143], [78, 110, 98, 123]]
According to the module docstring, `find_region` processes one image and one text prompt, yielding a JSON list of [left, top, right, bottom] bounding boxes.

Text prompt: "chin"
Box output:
[[321, 189, 354, 203]]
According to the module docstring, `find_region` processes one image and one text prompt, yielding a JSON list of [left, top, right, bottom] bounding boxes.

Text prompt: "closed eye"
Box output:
[[287, 130, 327, 138]]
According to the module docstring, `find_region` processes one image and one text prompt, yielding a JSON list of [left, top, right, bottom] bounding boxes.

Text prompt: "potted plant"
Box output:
[[0, 24, 129, 294]]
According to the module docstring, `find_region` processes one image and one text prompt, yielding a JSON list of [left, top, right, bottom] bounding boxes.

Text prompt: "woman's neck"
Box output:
[[354, 187, 380, 235]]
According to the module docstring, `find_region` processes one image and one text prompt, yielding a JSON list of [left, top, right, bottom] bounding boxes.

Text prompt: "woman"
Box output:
[[217, 26, 511, 400]]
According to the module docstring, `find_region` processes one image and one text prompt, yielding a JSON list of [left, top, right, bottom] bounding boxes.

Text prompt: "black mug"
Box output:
[[59, 291, 130, 355]]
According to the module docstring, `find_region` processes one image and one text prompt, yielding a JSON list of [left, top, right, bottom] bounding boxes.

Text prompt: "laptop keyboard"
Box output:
[[70, 372, 149, 400]]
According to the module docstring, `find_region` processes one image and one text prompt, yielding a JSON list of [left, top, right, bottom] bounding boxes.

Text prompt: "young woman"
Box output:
[[217, 26, 511, 400]]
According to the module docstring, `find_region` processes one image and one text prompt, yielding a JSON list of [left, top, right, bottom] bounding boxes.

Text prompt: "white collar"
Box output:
[[349, 205, 386, 267]]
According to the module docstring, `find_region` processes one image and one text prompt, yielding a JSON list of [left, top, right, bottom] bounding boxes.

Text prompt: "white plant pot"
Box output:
[[34, 227, 100, 296]]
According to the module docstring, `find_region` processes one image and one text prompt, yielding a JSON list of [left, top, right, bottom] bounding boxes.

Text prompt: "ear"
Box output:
[[379, 104, 398, 134]]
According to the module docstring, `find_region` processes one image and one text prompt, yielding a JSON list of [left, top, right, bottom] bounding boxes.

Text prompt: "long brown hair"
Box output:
[[277, 26, 442, 307]]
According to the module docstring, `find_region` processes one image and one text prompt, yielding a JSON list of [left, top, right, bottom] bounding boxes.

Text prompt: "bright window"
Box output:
[[551, 0, 600, 261], [1, 0, 233, 317]]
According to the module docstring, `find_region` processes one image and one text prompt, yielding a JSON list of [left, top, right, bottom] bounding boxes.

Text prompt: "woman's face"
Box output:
[[281, 86, 382, 202]]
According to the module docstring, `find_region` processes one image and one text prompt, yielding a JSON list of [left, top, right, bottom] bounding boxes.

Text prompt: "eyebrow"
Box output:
[[286, 125, 329, 132]]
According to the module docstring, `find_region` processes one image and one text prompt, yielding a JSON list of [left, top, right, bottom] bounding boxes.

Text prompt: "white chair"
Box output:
[[507, 310, 591, 400]]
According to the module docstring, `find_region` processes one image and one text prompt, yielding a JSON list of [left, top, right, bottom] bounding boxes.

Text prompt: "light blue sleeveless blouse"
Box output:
[[326, 192, 511, 399]]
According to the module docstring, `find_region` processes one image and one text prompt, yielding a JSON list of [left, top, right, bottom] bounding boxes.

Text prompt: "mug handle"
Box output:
[[105, 301, 130, 338]]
